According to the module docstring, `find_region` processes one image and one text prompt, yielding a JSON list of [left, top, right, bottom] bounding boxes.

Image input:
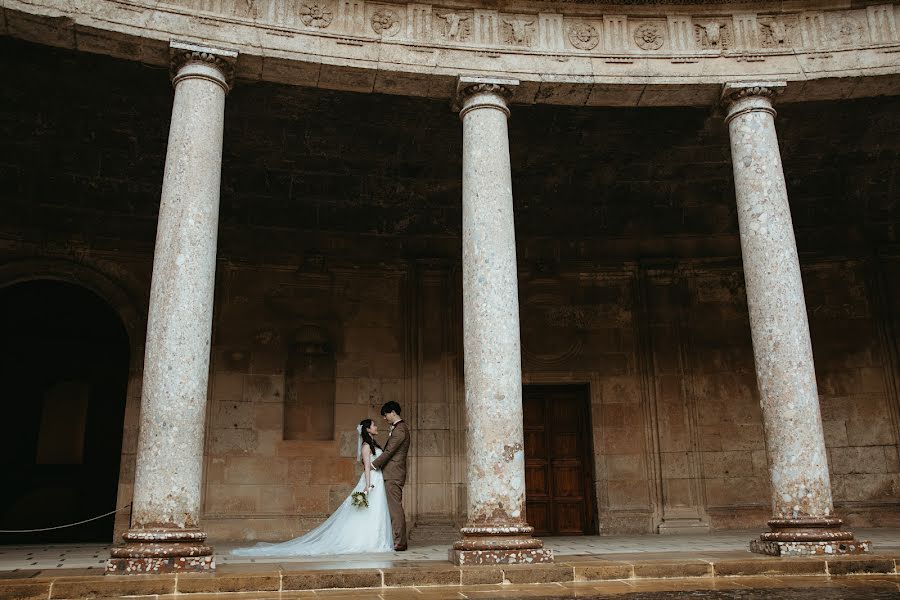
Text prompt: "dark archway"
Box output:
[[0, 280, 129, 543]]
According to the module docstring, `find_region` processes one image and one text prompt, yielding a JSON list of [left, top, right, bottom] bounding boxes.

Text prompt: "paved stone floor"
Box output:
[[2, 528, 900, 571]]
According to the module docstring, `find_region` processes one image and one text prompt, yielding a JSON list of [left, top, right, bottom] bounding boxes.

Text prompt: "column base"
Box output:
[[450, 548, 554, 565], [106, 528, 215, 574], [750, 538, 871, 556], [450, 523, 553, 565], [749, 517, 870, 557]]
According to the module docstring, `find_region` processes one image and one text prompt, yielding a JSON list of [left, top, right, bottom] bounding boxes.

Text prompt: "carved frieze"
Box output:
[[694, 19, 733, 49], [567, 21, 600, 50], [758, 15, 798, 49], [829, 14, 867, 46], [633, 22, 665, 50], [155, 0, 900, 57], [371, 8, 402, 36], [502, 15, 536, 47], [435, 9, 472, 42], [299, 3, 334, 28]]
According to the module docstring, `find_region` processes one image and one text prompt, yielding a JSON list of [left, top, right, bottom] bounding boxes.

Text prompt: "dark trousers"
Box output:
[[385, 479, 407, 547]]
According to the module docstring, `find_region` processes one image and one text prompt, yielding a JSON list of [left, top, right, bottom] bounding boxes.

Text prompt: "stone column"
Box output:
[[722, 82, 868, 557], [450, 77, 552, 565], [107, 42, 236, 574]]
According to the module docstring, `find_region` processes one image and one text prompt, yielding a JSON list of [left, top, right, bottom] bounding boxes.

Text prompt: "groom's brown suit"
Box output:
[[372, 419, 410, 548]]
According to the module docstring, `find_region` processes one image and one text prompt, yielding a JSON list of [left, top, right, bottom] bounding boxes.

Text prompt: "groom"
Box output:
[[372, 401, 409, 551]]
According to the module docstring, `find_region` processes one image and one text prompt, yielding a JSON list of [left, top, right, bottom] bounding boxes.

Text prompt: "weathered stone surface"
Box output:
[[110, 42, 235, 570]]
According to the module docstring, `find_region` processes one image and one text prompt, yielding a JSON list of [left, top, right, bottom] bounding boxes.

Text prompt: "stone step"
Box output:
[[0, 553, 897, 599]]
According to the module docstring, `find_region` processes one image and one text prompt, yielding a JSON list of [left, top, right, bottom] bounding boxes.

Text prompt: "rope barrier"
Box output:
[[0, 503, 132, 533]]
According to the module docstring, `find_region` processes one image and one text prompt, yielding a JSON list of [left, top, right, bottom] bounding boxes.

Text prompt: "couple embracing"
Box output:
[[233, 401, 410, 556]]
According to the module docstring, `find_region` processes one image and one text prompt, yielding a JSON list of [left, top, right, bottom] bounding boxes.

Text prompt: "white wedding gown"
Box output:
[[231, 449, 393, 556]]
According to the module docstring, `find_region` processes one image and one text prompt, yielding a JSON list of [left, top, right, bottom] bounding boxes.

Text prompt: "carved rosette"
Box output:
[[371, 9, 401, 36], [634, 23, 664, 50], [300, 3, 333, 28], [568, 22, 600, 50]]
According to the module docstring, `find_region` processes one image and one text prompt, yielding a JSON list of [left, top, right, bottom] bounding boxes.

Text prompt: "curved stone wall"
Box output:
[[3, 0, 900, 105]]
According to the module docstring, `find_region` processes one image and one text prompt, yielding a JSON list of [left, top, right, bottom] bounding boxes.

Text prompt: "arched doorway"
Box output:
[[0, 280, 130, 543]]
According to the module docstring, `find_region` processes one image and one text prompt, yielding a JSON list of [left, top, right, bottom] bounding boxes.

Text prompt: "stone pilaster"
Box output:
[[450, 77, 552, 566], [107, 41, 236, 574], [722, 82, 869, 557]]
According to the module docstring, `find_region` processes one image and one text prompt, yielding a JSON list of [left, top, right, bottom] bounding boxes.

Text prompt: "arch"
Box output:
[[0, 277, 134, 542], [0, 258, 145, 353]]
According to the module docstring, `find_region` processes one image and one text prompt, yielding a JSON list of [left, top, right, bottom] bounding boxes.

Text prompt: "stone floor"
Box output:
[[2, 529, 900, 571]]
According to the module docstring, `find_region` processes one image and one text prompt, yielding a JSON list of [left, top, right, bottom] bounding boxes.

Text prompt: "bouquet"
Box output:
[[351, 491, 369, 509]]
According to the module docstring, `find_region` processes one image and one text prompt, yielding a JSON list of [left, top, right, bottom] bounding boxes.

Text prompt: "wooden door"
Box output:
[[524, 385, 597, 536]]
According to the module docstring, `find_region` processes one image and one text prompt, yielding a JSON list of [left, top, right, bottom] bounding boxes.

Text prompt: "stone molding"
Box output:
[[170, 40, 238, 91], [456, 75, 518, 115], [3, 0, 900, 106], [158, 1, 899, 55], [721, 81, 785, 122]]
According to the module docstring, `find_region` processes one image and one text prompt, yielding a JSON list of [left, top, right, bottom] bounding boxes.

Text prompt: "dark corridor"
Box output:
[[0, 280, 129, 543]]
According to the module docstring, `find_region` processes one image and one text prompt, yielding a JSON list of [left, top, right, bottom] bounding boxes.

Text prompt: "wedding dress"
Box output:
[[231, 448, 394, 556]]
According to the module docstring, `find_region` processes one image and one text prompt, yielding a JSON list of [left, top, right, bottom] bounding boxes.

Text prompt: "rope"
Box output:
[[0, 503, 132, 533]]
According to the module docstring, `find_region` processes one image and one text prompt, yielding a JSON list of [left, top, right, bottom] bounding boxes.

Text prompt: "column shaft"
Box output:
[[451, 80, 551, 565], [108, 43, 235, 574], [724, 83, 868, 556]]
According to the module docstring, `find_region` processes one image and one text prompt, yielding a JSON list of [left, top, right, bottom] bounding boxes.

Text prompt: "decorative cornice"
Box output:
[[6, 0, 900, 108], [169, 41, 238, 91]]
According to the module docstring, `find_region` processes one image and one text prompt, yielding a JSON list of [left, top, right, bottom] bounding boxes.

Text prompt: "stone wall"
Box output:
[[1, 40, 898, 540]]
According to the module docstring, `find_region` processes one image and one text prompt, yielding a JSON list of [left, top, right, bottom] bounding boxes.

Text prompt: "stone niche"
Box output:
[[284, 327, 337, 441]]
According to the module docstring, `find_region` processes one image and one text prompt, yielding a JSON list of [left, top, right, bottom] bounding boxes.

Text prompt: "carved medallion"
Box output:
[[568, 22, 599, 50], [299, 3, 333, 28], [502, 17, 535, 46], [633, 23, 664, 50], [371, 8, 401, 36]]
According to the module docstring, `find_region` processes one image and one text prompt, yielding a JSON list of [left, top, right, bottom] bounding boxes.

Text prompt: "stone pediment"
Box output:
[[2, 0, 900, 106]]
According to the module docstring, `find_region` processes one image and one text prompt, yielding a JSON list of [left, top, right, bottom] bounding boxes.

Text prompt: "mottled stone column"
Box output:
[[450, 77, 552, 565], [723, 82, 868, 557], [107, 42, 236, 574]]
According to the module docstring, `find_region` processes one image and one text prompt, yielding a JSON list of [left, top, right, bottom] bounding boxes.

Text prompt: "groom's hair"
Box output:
[[380, 401, 401, 416]]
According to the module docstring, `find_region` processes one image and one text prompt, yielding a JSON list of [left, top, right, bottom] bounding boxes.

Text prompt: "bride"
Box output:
[[231, 418, 394, 556]]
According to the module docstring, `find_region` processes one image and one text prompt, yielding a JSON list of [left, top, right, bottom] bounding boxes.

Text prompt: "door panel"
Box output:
[[523, 385, 597, 536]]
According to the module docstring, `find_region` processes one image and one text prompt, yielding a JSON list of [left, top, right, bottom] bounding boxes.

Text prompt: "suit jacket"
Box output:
[[372, 420, 410, 482]]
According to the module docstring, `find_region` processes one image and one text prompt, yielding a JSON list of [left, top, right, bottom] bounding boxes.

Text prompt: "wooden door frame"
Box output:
[[522, 380, 599, 535]]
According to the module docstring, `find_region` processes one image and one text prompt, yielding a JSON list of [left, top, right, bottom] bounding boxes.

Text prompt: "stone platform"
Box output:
[[2, 550, 900, 599], [2, 531, 900, 599]]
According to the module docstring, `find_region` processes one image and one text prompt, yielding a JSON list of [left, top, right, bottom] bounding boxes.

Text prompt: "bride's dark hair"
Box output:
[[359, 418, 382, 457]]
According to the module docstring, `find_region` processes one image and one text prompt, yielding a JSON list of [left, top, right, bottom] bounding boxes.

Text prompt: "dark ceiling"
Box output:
[[1, 36, 897, 263]]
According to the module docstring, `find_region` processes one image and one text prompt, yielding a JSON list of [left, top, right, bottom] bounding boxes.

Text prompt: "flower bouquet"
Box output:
[[351, 491, 369, 509]]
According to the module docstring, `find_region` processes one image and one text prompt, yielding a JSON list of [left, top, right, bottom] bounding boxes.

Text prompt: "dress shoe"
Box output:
[[394, 545, 408, 551]]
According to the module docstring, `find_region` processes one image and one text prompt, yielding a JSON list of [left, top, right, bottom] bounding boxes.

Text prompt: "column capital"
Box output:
[[455, 76, 518, 118], [170, 41, 238, 93], [721, 81, 786, 123]]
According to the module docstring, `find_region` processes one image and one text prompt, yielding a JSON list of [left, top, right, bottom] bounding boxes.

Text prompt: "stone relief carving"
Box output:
[[502, 16, 535, 46], [436, 10, 472, 41], [758, 16, 798, 48], [830, 15, 866, 46], [568, 21, 600, 50], [371, 8, 401, 36], [633, 22, 665, 50], [300, 3, 334, 28], [694, 20, 732, 49], [154, 0, 900, 56]]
